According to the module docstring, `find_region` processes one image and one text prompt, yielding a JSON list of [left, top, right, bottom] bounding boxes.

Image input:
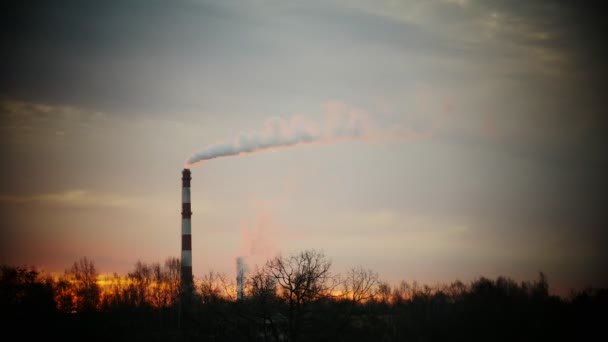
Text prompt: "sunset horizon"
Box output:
[[2, 0, 607, 320]]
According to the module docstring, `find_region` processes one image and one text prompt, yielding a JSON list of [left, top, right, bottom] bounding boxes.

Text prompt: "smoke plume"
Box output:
[[185, 103, 431, 167]]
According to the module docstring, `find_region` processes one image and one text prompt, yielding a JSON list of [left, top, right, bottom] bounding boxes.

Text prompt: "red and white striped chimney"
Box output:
[[181, 168, 193, 289]]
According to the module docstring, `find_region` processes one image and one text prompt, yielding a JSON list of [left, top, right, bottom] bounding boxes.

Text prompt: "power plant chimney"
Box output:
[[181, 168, 193, 291]]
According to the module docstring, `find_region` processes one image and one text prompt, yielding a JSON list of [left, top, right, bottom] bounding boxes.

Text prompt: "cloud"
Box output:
[[0, 98, 109, 145], [0, 189, 143, 209], [0, 0, 269, 114], [336, 0, 606, 80]]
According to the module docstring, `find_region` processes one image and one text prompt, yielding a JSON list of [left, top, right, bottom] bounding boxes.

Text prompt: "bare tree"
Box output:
[[248, 266, 281, 342], [128, 260, 153, 309], [150, 262, 169, 309], [164, 257, 181, 305], [266, 249, 337, 341], [65, 256, 100, 313], [99, 272, 129, 311], [392, 280, 414, 304], [199, 271, 235, 303], [249, 265, 277, 300], [342, 266, 379, 304], [377, 281, 392, 305], [54, 276, 76, 313]]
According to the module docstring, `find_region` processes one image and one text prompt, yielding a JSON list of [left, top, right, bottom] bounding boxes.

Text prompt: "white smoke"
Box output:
[[185, 105, 431, 167], [186, 117, 318, 166]]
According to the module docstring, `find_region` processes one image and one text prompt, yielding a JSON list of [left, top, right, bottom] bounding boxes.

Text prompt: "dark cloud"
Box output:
[[0, 0, 266, 114]]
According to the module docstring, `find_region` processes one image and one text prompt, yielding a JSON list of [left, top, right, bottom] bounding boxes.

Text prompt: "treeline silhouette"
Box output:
[[1, 249, 606, 342]]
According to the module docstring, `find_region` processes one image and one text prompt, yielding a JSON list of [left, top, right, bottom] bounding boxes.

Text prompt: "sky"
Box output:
[[1, 0, 607, 297]]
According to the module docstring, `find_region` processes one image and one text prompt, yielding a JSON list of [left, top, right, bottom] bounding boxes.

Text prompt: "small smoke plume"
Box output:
[[240, 199, 279, 260], [185, 102, 431, 167]]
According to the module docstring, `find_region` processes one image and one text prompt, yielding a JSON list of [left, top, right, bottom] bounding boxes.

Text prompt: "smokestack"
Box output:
[[236, 256, 245, 301], [181, 168, 193, 290]]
